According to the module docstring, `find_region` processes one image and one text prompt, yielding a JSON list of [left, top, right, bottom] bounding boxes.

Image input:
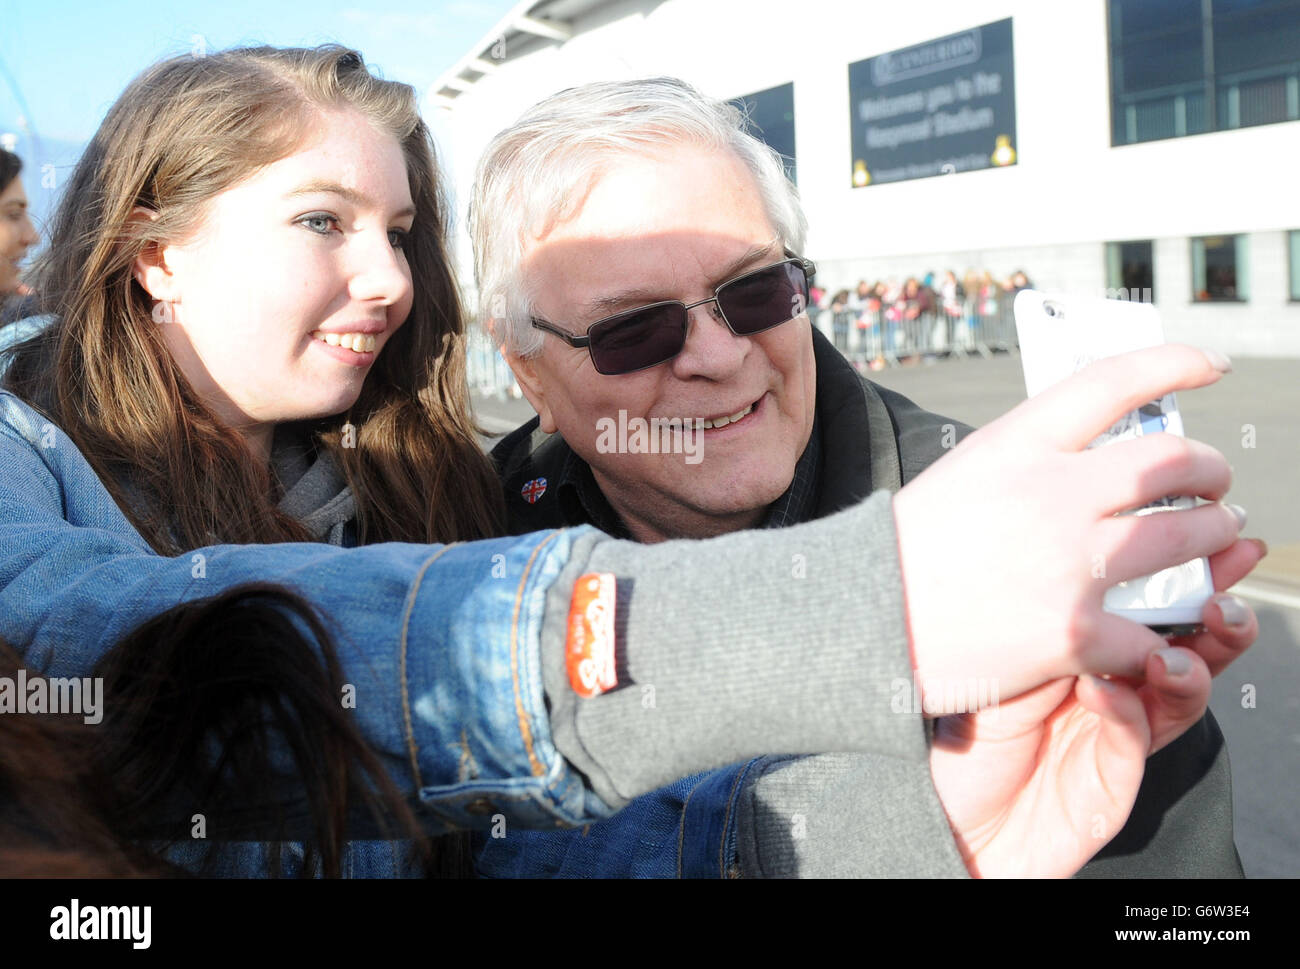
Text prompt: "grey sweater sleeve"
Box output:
[[734, 753, 971, 877], [541, 489, 929, 809]]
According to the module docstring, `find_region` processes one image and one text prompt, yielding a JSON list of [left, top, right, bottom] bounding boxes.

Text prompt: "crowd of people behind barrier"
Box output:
[[810, 269, 1033, 369]]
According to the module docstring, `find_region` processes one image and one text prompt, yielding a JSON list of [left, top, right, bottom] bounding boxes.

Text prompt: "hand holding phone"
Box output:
[[1013, 290, 1217, 634], [892, 342, 1240, 714]]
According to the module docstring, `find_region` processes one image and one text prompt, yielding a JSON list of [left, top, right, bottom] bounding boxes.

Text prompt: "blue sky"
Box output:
[[0, 0, 519, 226], [0, 0, 518, 141]]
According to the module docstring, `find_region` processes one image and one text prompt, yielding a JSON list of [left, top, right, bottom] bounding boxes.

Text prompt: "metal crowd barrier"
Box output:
[[466, 327, 522, 399], [812, 300, 1019, 367]]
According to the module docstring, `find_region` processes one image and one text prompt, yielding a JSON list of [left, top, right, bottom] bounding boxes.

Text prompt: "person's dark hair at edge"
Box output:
[[0, 149, 20, 194], [0, 585, 463, 877]]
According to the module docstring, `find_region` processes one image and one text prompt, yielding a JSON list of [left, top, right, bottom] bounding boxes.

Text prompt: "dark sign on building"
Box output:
[[731, 82, 797, 184], [848, 18, 1017, 187]]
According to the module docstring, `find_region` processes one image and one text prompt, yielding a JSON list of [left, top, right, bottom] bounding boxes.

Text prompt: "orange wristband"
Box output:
[[565, 572, 618, 698]]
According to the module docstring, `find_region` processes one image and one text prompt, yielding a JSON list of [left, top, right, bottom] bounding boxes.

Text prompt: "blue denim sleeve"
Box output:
[[0, 391, 611, 832], [472, 760, 760, 878]]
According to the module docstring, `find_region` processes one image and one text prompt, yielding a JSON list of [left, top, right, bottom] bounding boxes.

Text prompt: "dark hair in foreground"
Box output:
[[0, 149, 20, 195], [0, 586, 461, 877]]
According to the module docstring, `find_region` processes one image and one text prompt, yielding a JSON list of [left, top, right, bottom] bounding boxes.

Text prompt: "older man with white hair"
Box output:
[[469, 77, 1260, 878]]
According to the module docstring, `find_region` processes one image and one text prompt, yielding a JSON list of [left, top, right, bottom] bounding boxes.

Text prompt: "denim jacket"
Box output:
[[473, 763, 760, 878], [0, 388, 607, 854]]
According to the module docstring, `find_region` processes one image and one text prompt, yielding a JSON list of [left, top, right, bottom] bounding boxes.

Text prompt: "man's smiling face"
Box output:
[[509, 143, 816, 542]]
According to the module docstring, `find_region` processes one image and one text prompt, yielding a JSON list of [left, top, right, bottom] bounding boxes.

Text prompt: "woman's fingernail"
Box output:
[[1156, 648, 1192, 677], [1213, 594, 1250, 628], [1226, 503, 1247, 530], [1201, 348, 1233, 373], [1087, 674, 1118, 692], [1249, 537, 1269, 559]]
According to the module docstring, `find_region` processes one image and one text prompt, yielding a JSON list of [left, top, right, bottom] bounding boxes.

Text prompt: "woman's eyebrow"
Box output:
[[286, 180, 415, 219]]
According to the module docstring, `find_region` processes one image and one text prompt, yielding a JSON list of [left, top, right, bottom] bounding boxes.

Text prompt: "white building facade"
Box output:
[[432, 0, 1300, 357]]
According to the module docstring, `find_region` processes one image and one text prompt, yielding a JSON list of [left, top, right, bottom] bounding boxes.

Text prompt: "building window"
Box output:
[[1106, 240, 1155, 302], [1289, 230, 1300, 300], [1192, 235, 1249, 301], [731, 83, 796, 184], [1109, 0, 1300, 145]]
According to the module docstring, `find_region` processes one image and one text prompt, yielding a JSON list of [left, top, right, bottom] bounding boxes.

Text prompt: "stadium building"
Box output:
[[432, 0, 1300, 358]]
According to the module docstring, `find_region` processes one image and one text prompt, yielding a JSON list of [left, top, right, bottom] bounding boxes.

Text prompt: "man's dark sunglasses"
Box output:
[[530, 253, 817, 375]]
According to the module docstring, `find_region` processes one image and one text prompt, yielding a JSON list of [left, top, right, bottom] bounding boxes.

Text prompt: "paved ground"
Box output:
[[863, 350, 1300, 549], [1209, 601, 1300, 877], [471, 348, 1300, 876]]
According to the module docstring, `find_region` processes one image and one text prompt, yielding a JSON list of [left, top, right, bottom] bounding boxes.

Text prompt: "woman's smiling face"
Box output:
[[0, 175, 39, 296], [136, 108, 415, 459]]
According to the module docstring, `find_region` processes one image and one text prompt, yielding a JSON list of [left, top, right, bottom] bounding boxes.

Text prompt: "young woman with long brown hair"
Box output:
[[4, 49, 500, 552]]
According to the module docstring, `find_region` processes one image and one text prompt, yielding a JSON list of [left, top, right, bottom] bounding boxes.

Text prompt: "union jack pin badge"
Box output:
[[521, 477, 548, 504]]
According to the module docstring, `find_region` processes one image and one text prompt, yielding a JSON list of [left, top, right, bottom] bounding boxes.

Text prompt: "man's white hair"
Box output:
[[469, 76, 808, 357]]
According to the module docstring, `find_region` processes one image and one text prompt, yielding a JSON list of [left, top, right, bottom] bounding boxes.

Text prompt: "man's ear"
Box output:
[[502, 347, 558, 434], [128, 207, 181, 302]]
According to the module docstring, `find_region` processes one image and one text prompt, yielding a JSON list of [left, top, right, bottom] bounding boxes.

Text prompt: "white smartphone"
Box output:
[[1013, 289, 1211, 635]]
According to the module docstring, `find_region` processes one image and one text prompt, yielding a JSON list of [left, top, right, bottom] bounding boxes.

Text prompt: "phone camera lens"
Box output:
[[1044, 300, 1064, 320]]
